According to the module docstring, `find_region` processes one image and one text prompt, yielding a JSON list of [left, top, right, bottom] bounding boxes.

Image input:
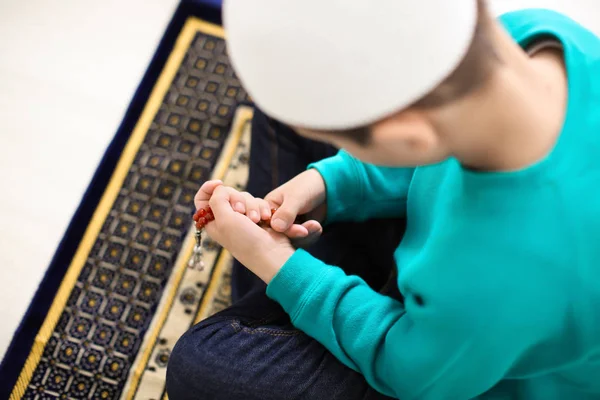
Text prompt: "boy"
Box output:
[[167, 1, 600, 399]]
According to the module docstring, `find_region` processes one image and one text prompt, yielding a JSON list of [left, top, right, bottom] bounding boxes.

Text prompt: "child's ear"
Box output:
[[370, 110, 439, 153]]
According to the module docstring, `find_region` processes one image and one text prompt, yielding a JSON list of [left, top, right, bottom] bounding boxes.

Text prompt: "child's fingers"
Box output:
[[194, 180, 223, 209], [240, 192, 262, 223], [229, 190, 247, 214], [268, 195, 303, 232], [284, 224, 310, 239], [290, 220, 322, 248], [284, 220, 322, 239], [258, 199, 273, 220], [301, 220, 323, 235], [195, 184, 278, 225]]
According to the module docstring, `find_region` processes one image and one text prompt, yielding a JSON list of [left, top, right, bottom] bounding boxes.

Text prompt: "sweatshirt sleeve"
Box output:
[[266, 250, 557, 400], [308, 150, 414, 223]]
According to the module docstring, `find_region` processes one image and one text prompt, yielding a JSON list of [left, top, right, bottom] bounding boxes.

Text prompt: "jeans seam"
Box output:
[[231, 320, 242, 333], [230, 320, 302, 337], [242, 327, 301, 337]]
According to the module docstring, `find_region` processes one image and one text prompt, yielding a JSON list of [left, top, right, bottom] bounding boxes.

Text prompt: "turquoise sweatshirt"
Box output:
[[266, 9, 600, 400]]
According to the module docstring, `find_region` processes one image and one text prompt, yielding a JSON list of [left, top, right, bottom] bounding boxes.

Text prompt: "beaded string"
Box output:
[[189, 206, 277, 270], [188, 206, 213, 270]]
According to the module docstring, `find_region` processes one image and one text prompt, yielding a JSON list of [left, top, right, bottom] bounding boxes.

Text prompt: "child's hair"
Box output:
[[322, 0, 499, 144]]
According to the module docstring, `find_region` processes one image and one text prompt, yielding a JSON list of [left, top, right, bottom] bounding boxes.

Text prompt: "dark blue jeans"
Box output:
[[166, 110, 405, 400]]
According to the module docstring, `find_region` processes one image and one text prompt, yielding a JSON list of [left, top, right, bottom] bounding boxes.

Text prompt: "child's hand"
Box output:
[[194, 180, 322, 245], [204, 185, 295, 284], [194, 179, 224, 212], [265, 169, 327, 233], [195, 180, 273, 223]]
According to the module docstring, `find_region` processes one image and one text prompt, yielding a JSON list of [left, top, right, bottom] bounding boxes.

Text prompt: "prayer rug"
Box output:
[[2, 7, 252, 399]]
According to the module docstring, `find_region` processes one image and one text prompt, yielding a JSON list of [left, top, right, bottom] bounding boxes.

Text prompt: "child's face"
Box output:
[[295, 110, 452, 167]]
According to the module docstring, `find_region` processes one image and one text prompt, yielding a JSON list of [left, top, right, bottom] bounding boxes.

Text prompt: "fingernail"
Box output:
[[272, 218, 287, 231], [235, 202, 245, 212], [249, 210, 259, 221]]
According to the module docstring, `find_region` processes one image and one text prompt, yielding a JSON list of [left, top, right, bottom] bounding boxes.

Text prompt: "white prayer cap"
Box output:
[[223, 0, 478, 130]]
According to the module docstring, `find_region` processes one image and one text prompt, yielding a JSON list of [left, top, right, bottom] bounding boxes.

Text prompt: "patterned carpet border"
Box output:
[[9, 17, 252, 400]]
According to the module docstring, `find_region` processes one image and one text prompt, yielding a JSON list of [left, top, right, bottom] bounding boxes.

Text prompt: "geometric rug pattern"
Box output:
[[11, 19, 252, 400]]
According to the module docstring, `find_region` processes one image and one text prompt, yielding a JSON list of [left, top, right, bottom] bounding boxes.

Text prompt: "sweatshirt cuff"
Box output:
[[266, 249, 330, 322], [308, 151, 363, 224]]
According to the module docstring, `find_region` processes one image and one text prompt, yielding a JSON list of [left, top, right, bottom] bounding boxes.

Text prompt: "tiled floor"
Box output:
[[0, 0, 597, 361]]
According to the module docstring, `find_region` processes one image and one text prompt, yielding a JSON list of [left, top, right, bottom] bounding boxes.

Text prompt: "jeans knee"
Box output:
[[166, 308, 307, 400], [166, 319, 234, 399], [166, 328, 194, 399]]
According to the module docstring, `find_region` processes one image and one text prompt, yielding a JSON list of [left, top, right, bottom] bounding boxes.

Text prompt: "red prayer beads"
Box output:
[[193, 206, 214, 230], [193, 208, 207, 221], [193, 206, 277, 231]]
